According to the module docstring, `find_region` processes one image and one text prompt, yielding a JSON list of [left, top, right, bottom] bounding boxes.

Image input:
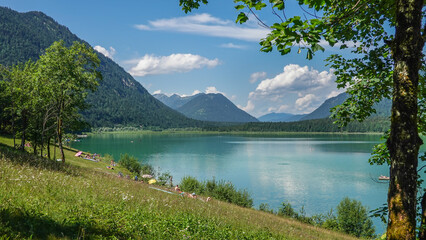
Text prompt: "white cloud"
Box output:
[[191, 90, 202, 95], [153, 90, 162, 95], [244, 64, 340, 116], [255, 64, 335, 95], [295, 94, 318, 111], [220, 43, 247, 49], [135, 13, 270, 42], [126, 53, 220, 77], [205, 86, 222, 94], [267, 104, 289, 113], [326, 90, 344, 99], [94, 45, 116, 59], [239, 100, 255, 112], [157, 87, 226, 98], [249, 71, 267, 84]]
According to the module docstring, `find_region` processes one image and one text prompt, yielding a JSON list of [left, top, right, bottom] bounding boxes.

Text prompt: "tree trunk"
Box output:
[[386, 0, 424, 239], [57, 116, 65, 163], [47, 136, 51, 160], [419, 192, 426, 240]]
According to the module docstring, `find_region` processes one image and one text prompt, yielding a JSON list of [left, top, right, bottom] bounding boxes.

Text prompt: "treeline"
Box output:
[[0, 41, 100, 162], [202, 116, 390, 133]]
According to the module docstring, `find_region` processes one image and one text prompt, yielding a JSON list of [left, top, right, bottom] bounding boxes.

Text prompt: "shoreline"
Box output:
[[85, 129, 386, 136]]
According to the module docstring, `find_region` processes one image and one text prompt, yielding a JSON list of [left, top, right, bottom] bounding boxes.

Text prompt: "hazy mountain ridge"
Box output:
[[259, 92, 391, 122], [153, 93, 201, 110], [258, 113, 307, 122], [0, 7, 198, 128]]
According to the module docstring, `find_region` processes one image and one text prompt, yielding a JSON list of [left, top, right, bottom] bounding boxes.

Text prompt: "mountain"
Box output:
[[176, 93, 258, 122], [285, 114, 307, 122], [300, 93, 349, 121], [258, 112, 307, 122], [153, 93, 200, 110], [0, 7, 197, 128], [258, 113, 294, 122], [300, 92, 391, 121]]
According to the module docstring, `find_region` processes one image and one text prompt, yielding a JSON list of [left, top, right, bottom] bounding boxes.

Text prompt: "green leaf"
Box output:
[[306, 49, 313, 60], [236, 12, 249, 24], [234, 4, 245, 10], [311, 43, 325, 52]]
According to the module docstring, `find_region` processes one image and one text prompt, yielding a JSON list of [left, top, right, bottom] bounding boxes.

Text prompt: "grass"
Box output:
[[0, 135, 359, 239]]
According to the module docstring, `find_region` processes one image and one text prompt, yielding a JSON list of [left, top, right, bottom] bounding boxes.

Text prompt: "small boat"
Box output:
[[379, 175, 390, 180]]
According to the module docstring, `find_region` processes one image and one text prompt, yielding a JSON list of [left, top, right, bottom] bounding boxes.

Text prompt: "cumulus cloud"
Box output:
[[94, 46, 116, 59], [238, 100, 255, 112], [135, 13, 269, 42], [220, 43, 247, 49], [295, 94, 318, 111], [126, 53, 220, 77], [205, 86, 222, 94], [326, 90, 345, 99], [268, 105, 289, 113], [249, 71, 267, 84], [255, 64, 335, 95], [153, 90, 162, 95], [244, 64, 340, 116]]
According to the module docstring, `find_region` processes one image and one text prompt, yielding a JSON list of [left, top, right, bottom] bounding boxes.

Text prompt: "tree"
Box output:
[[36, 40, 101, 163], [336, 197, 375, 238], [179, 1, 425, 239]]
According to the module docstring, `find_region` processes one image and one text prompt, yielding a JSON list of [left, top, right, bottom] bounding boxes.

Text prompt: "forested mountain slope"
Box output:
[[177, 93, 259, 123], [0, 7, 198, 128]]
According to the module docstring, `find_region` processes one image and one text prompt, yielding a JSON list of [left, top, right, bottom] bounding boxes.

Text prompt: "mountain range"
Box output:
[[154, 93, 258, 123], [259, 92, 391, 122], [0, 7, 200, 128]]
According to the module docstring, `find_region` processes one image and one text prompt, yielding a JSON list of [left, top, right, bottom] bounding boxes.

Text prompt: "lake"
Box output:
[[72, 132, 416, 233]]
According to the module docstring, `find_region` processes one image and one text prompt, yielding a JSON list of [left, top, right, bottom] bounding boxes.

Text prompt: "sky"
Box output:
[[1, 0, 348, 117]]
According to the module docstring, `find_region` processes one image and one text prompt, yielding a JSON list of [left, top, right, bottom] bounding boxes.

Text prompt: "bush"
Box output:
[[140, 163, 154, 176], [336, 197, 375, 238], [277, 201, 298, 219], [179, 177, 253, 208], [180, 176, 205, 194], [157, 171, 173, 186], [119, 153, 141, 175], [258, 203, 274, 214]]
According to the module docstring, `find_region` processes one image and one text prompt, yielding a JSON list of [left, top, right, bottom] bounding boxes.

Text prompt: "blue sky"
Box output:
[[2, 0, 347, 117]]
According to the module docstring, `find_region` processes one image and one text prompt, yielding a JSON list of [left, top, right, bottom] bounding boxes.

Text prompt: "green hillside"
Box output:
[[0, 7, 198, 129], [177, 93, 259, 123]]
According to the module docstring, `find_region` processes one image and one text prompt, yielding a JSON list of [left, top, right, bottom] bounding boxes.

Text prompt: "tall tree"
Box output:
[[36, 40, 101, 163], [179, 0, 425, 238]]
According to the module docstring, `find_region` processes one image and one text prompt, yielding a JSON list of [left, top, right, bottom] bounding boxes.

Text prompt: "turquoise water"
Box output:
[[72, 133, 411, 233]]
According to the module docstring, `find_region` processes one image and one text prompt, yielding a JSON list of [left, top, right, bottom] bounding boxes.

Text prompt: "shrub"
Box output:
[[140, 163, 154, 176], [277, 201, 298, 219], [180, 176, 205, 194], [157, 171, 173, 186], [336, 197, 375, 238], [258, 203, 274, 214], [119, 153, 141, 175], [179, 177, 253, 208]]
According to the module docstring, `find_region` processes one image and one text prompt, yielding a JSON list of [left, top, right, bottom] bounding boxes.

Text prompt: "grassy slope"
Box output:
[[0, 135, 358, 239]]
